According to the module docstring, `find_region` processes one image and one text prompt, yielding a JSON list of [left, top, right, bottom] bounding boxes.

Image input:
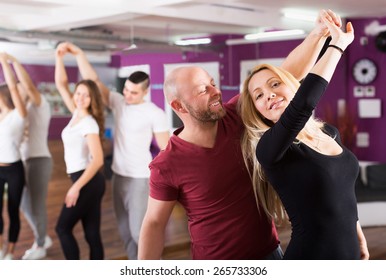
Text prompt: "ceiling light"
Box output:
[[283, 10, 317, 22], [175, 38, 211, 46], [226, 29, 306, 46], [244, 29, 305, 40], [122, 43, 137, 51]]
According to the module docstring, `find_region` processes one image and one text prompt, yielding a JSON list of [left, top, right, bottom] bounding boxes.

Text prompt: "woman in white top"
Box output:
[[0, 52, 27, 260], [5, 54, 54, 260], [54, 45, 106, 259], [57, 42, 170, 259]]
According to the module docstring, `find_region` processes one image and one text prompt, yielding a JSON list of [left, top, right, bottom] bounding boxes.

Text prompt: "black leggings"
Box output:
[[0, 160, 25, 243], [55, 170, 105, 260]]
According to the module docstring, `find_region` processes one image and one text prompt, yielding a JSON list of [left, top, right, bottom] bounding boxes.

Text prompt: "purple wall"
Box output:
[[345, 17, 386, 161], [314, 17, 386, 162]]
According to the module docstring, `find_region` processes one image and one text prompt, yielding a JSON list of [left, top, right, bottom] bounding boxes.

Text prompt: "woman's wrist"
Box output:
[[327, 44, 344, 55], [328, 39, 347, 51]]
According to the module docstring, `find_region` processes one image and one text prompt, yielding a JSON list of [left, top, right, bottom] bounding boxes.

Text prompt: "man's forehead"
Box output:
[[124, 80, 142, 88], [192, 69, 213, 84], [174, 67, 213, 91]]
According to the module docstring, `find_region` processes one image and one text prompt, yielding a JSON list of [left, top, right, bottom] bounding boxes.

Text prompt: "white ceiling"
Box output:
[[1, 0, 386, 62]]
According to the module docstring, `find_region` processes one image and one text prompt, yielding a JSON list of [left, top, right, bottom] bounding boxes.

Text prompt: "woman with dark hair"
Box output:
[[57, 42, 170, 259], [0, 52, 27, 260], [54, 43, 106, 259]]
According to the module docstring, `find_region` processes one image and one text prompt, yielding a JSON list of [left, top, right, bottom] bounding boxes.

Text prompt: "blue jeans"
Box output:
[[264, 245, 284, 260]]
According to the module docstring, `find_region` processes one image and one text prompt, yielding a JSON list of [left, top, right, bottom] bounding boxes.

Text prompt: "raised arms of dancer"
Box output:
[[54, 46, 76, 113], [7, 54, 41, 106], [0, 53, 27, 118], [281, 9, 342, 80], [309, 16, 354, 82], [56, 42, 110, 106]]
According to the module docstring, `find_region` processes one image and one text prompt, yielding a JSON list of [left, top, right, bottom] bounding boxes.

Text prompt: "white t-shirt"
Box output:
[[109, 91, 169, 178], [0, 109, 26, 163], [61, 110, 99, 174], [20, 95, 52, 160]]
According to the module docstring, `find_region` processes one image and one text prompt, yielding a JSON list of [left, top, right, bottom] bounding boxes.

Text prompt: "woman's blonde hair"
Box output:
[[238, 64, 324, 226]]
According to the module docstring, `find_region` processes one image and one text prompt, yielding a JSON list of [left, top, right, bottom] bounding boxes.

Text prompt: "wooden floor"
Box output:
[[4, 140, 386, 260]]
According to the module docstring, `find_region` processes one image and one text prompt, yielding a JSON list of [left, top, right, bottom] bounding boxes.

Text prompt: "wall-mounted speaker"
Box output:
[[376, 31, 386, 52]]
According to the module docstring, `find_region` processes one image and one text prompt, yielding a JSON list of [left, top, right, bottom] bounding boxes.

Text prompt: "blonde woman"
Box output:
[[239, 12, 368, 259]]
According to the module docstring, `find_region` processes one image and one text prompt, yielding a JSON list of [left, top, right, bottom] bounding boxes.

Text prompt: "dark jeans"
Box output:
[[55, 170, 105, 260]]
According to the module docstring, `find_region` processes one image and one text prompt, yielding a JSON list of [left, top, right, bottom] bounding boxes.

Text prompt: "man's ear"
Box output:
[[171, 100, 187, 113]]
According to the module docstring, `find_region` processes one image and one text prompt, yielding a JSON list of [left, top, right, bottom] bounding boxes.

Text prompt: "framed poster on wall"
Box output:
[[358, 99, 382, 118], [38, 82, 72, 116]]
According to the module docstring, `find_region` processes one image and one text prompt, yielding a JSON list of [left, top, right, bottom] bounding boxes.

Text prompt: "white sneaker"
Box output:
[[22, 236, 52, 260], [28, 236, 53, 251], [22, 247, 46, 260], [43, 236, 53, 249]]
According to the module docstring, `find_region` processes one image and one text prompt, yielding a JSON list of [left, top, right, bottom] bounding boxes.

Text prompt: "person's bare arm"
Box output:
[[310, 18, 354, 82], [54, 45, 75, 113], [0, 53, 27, 118], [7, 54, 41, 106], [281, 9, 342, 80], [64, 42, 110, 106], [356, 221, 369, 260], [138, 197, 176, 259], [154, 131, 170, 151]]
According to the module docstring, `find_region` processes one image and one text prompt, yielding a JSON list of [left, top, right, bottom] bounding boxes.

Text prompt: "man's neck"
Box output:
[[178, 121, 218, 148]]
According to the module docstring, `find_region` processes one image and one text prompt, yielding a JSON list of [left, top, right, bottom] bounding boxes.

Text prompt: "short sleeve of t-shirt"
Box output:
[[80, 117, 99, 136], [61, 112, 100, 173], [149, 104, 169, 133], [149, 161, 179, 201]]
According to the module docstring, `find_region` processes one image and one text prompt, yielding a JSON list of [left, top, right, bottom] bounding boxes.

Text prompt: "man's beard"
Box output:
[[185, 102, 226, 123]]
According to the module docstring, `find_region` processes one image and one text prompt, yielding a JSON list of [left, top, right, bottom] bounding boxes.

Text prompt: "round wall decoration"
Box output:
[[352, 58, 377, 85]]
